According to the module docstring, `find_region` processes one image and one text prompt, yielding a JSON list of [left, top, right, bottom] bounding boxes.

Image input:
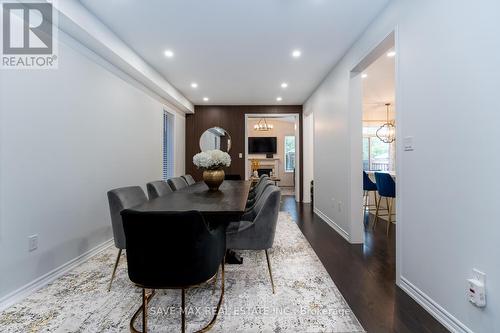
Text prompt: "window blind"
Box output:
[[163, 111, 175, 180]]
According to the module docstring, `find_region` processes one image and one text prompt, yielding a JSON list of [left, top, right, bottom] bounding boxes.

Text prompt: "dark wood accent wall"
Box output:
[[186, 105, 304, 200]]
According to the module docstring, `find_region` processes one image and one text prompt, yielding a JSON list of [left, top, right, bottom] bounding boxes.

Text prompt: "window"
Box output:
[[284, 135, 295, 172], [163, 111, 175, 180], [363, 126, 393, 171]]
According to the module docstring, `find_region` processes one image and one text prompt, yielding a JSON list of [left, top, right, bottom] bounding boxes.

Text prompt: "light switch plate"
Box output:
[[404, 136, 414, 151], [28, 234, 38, 252]]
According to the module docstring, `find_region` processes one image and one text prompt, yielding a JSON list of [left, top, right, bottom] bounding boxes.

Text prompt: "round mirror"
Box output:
[[199, 127, 232, 152]]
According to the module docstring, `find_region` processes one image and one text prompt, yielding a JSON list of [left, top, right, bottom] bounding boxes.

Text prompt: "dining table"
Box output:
[[131, 180, 252, 263], [132, 180, 251, 223]]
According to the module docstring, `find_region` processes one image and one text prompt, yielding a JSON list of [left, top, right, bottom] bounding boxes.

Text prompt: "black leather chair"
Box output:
[[121, 210, 226, 333]]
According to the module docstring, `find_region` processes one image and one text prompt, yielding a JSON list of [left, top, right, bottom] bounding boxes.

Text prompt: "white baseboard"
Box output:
[[313, 207, 350, 242], [0, 239, 113, 312], [399, 277, 473, 333]]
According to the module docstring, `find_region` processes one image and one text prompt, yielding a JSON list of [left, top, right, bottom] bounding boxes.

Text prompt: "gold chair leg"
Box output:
[[130, 289, 156, 333], [196, 258, 225, 333], [108, 248, 122, 292], [143, 289, 148, 332], [265, 250, 275, 294], [181, 288, 186, 333], [212, 266, 219, 295], [373, 195, 381, 230], [363, 190, 368, 212], [367, 191, 376, 213], [386, 197, 392, 236], [367, 191, 371, 212], [368, 191, 377, 210], [130, 260, 226, 333]]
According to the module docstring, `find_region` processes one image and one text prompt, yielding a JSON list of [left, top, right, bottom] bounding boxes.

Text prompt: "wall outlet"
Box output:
[[468, 269, 486, 307], [28, 234, 38, 252], [338, 201, 343, 212]]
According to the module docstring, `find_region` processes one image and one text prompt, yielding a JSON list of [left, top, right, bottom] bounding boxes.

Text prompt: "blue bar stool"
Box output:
[[363, 171, 378, 213], [373, 172, 396, 235]]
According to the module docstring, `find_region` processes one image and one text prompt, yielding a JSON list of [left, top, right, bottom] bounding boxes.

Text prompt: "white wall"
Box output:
[[305, 0, 500, 332], [0, 31, 185, 303]]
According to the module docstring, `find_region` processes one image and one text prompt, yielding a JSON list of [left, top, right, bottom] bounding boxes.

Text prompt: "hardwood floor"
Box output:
[[280, 196, 449, 333]]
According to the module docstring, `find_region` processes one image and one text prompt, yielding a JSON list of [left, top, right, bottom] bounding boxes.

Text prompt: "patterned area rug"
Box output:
[[0, 213, 364, 333]]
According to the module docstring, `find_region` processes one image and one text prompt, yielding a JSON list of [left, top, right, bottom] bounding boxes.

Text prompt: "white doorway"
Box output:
[[244, 114, 301, 202], [347, 30, 401, 283], [361, 42, 397, 233]]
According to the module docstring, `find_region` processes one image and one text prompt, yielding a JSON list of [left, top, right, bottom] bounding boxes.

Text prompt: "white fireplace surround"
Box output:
[[247, 156, 280, 177]]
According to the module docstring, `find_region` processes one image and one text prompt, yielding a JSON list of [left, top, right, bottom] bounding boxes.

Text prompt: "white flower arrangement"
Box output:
[[193, 150, 231, 170]]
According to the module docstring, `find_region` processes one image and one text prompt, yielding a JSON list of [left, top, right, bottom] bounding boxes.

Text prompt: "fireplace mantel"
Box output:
[[247, 156, 281, 177]]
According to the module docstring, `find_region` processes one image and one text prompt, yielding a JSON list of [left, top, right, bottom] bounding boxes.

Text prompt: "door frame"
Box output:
[[244, 113, 301, 202], [348, 27, 402, 284]]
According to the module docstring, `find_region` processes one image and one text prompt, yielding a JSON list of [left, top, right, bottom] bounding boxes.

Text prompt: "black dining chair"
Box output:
[[121, 210, 226, 333]]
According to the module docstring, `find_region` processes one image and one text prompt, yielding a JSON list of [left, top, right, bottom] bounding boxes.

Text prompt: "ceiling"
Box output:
[[363, 49, 395, 121], [79, 0, 390, 105]]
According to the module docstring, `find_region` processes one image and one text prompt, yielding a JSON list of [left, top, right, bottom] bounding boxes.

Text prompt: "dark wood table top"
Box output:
[[132, 180, 251, 218]]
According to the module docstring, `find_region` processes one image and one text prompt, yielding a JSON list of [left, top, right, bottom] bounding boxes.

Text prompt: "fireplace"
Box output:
[[257, 168, 272, 177], [247, 156, 280, 179]]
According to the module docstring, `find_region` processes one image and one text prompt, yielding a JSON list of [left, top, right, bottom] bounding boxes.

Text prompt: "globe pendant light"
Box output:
[[376, 103, 396, 143]]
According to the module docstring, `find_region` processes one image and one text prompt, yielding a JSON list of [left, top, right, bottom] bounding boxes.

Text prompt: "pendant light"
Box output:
[[376, 103, 396, 143], [253, 118, 274, 131]]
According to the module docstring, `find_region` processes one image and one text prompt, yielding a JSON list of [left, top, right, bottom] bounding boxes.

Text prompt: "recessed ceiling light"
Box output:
[[203, 97, 209, 102], [164, 50, 174, 58], [361, 73, 368, 79], [291, 50, 301, 58], [276, 97, 283, 102], [387, 51, 396, 57], [281, 82, 288, 88], [190, 82, 198, 88]]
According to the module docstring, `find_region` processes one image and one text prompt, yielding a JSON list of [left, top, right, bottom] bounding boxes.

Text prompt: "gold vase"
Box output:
[[203, 169, 225, 191]]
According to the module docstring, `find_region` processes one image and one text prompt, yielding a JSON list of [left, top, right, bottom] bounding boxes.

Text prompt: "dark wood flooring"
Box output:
[[280, 196, 449, 333]]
